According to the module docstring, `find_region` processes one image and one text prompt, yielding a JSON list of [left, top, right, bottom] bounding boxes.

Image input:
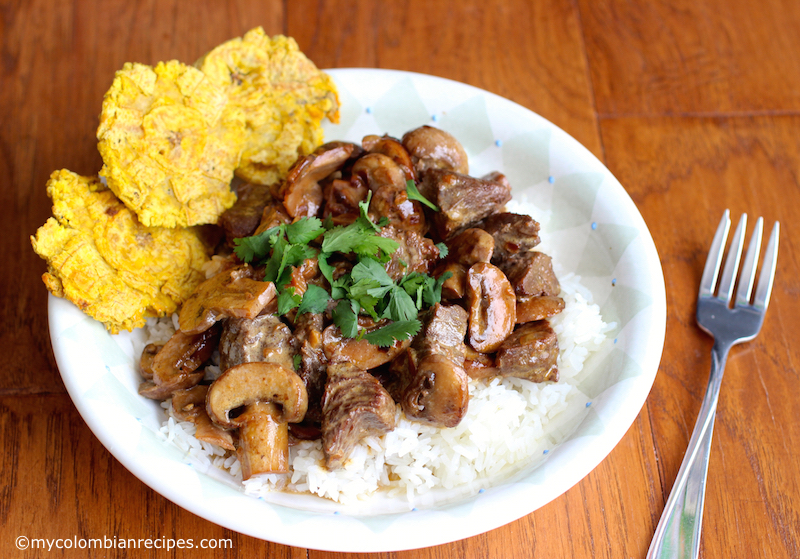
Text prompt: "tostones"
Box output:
[[196, 28, 340, 186], [97, 60, 245, 228], [31, 170, 210, 333]]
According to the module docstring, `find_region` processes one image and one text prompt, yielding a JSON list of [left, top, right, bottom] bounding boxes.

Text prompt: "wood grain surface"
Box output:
[[2, 0, 798, 557]]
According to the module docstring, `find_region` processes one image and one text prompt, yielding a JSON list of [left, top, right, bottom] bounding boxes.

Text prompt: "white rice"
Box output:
[[148, 272, 614, 505]]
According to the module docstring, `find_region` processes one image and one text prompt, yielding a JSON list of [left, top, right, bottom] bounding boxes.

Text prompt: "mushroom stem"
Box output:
[[236, 402, 289, 477]]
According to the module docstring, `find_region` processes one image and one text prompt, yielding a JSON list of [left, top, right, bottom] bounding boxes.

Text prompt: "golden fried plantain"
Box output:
[[97, 60, 245, 228], [196, 28, 340, 186], [31, 170, 210, 333]]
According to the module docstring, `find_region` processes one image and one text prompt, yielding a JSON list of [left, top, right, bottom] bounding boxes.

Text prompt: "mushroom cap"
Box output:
[[401, 125, 469, 175], [205, 362, 308, 428]]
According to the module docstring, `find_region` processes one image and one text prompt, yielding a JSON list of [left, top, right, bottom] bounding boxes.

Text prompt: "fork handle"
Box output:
[[647, 340, 731, 559]]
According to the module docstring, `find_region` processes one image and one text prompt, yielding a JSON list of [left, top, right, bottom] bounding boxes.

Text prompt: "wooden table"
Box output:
[[3, 1, 799, 557]]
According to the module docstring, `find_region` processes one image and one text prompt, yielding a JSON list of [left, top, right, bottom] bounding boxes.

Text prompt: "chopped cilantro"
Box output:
[[297, 284, 331, 315], [435, 242, 449, 258]]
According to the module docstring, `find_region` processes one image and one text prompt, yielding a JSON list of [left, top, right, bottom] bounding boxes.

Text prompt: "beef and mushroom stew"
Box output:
[[141, 126, 612, 503]]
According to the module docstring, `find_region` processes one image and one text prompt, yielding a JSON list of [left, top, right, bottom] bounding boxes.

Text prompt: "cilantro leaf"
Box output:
[[424, 270, 452, 306], [406, 179, 439, 211], [435, 242, 449, 258], [297, 284, 330, 315], [263, 234, 288, 283], [357, 192, 382, 233], [233, 226, 279, 263], [351, 257, 394, 287], [277, 287, 302, 315], [286, 217, 325, 245], [292, 354, 302, 371], [385, 285, 418, 322], [332, 299, 359, 338], [321, 198, 399, 259], [317, 252, 335, 285], [321, 223, 367, 254], [364, 320, 422, 347]]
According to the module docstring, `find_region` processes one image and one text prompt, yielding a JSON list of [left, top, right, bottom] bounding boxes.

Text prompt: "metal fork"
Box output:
[[647, 210, 780, 559]]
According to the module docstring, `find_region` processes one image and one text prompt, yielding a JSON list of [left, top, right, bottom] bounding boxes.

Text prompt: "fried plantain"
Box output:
[[31, 170, 210, 333], [97, 60, 245, 228], [196, 28, 340, 186]]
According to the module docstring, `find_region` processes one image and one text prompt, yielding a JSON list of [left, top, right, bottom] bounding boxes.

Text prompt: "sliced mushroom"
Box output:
[[435, 261, 467, 300], [171, 386, 235, 451], [516, 295, 565, 324], [351, 152, 407, 192], [206, 362, 308, 477], [179, 265, 277, 335], [278, 142, 357, 218], [466, 262, 516, 353], [399, 304, 470, 428], [322, 177, 368, 224], [138, 327, 219, 400], [463, 345, 498, 380], [401, 125, 469, 175], [139, 343, 162, 380], [402, 353, 469, 428], [362, 134, 416, 182], [322, 318, 412, 369]]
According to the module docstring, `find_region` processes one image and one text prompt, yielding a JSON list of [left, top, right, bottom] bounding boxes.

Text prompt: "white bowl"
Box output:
[[49, 68, 666, 552]]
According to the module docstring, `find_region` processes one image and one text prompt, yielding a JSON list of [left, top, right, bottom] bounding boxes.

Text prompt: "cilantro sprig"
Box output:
[[405, 179, 439, 211], [232, 191, 448, 346]]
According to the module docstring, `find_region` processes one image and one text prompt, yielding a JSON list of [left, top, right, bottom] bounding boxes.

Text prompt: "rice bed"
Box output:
[[151, 272, 613, 505]]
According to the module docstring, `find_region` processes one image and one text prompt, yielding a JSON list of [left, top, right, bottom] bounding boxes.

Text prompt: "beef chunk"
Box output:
[[253, 202, 291, 236], [495, 321, 559, 382], [501, 251, 560, 298], [291, 312, 328, 431], [396, 304, 470, 428], [218, 183, 274, 242], [420, 168, 512, 240], [379, 225, 440, 281], [219, 314, 295, 372], [322, 363, 396, 469], [480, 212, 541, 264]]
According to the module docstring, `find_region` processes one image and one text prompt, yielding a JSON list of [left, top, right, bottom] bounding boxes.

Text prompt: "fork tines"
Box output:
[[699, 209, 780, 309]]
